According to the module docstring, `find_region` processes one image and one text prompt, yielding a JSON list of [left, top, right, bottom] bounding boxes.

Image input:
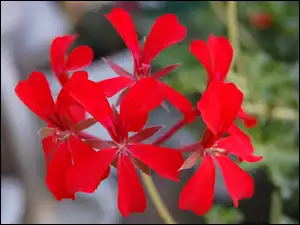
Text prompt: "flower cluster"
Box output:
[[15, 8, 262, 217]]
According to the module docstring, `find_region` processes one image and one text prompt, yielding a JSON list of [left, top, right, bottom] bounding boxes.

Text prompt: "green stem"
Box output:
[[227, 1, 240, 73], [141, 173, 177, 224], [210, 1, 259, 51]]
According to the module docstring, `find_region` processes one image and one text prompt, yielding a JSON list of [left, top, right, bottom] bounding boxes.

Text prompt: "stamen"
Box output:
[[204, 147, 227, 157], [117, 144, 130, 156], [138, 63, 151, 77], [53, 129, 72, 144]]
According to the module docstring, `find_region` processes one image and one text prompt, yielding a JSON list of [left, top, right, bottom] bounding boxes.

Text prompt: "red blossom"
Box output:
[[249, 12, 273, 30], [178, 81, 262, 215], [97, 8, 195, 123], [190, 34, 258, 128], [50, 35, 94, 86], [14, 71, 102, 200], [66, 72, 184, 217], [50, 35, 94, 122]]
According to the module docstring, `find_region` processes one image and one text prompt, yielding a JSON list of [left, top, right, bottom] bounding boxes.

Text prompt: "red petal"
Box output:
[[207, 35, 233, 82], [197, 80, 243, 136], [237, 107, 258, 128], [228, 124, 256, 150], [152, 64, 181, 79], [55, 90, 85, 127], [216, 156, 254, 207], [126, 114, 149, 132], [159, 81, 195, 123], [179, 155, 215, 216], [67, 135, 96, 163], [56, 75, 86, 123], [218, 135, 263, 163], [128, 144, 184, 181], [121, 78, 163, 114], [65, 46, 94, 71], [50, 35, 77, 85], [117, 155, 146, 217], [15, 71, 57, 125], [220, 125, 263, 162], [67, 103, 86, 124], [56, 72, 70, 87], [128, 125, 163, 143], [190, 40, 214, 82], [142, 14, 186, 64], [105, 8, 140, 61], [67, 148, 117, 193], [103, 58, 133, 78], [102, 166, 111, 181], [97, 77, 134, 98], [120, 78, 164, 129], [228, 123, 245, 136], [66, 71, 114, 128], [46, 142, 75, 200], [42, 136, 57, 168], [55, 88, 75, 116]]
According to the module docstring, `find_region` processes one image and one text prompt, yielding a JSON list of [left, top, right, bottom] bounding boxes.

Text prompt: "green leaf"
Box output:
[[205, 205, 244, 224]]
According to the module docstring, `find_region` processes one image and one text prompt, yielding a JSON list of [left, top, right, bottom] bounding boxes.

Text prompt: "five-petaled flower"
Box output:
[[97, 8, 195, 123], [190, 34, 258, 128], [178, 80, 263, 215], [14, 72, 105, 200], [65, 71, 184, 217]]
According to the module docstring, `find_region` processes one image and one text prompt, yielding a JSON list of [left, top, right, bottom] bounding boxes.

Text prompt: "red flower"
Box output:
[[66, 71, 184, 217], [14, 71, 103, 200], [249, 12, 273, 30], [50, 34, 94, 121], [178, 81, 262, 215], [97, 8, 195, 123], [190, 34, 257, 128], [50, 35, 94, 86]]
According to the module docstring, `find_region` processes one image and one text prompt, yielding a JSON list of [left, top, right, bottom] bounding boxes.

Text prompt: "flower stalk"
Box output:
[[141, 173, 177, 224]]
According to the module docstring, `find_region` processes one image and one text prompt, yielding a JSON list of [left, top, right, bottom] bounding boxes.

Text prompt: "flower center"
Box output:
[[53, 129, 72, 144], [136, 63, 151, 77], [117, 144, 130, 156], [204, 147, 228, 157]]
